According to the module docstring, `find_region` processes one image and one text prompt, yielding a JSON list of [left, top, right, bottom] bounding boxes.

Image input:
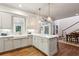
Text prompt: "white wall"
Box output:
[[55, 16, 79, 36], [26, 14, 42, 33]]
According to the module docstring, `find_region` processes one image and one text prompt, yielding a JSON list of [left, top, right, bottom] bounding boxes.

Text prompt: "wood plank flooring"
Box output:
[[55, 42, 79, 56], [0, 47, 45, 56], [0, 42, 79, 56]]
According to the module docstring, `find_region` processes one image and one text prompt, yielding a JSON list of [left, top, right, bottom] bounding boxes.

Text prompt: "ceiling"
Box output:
[[0, 3, 79, 20], [53, 3, 79, 20]]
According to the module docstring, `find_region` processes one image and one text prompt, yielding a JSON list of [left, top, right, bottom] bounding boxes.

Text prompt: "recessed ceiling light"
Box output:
[[19, 4, 22, 7]]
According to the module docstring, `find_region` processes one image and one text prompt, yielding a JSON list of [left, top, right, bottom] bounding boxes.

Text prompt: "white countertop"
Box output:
[[0, 34, 58, 39], [0, 35, 13, 38], [0, 35, 27, 39], [32, 33, 59, 38]]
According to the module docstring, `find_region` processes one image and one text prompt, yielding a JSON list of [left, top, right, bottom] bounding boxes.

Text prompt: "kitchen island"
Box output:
[[32, 34, 58, 56], [0, 34, 58, 56]]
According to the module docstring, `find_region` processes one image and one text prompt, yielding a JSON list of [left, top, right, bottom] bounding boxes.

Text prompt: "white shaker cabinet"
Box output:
[[33, 35, 58, 56], [33, 36, 49, 54], [13, 39, 21, 49], [27, 35, 32, 45], [4, 38, 13, 51], [0, 38, 4, 52], [33, 36, 42, 50], [21, 38, 28, 47], [39, 37, 43, 51], [33, 36, 36, 46], [0, 12, 12, 29], [36, 36, 42, 49], [33, 36, 38, 48]]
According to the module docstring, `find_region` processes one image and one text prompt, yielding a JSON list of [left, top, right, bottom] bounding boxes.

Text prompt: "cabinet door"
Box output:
[[13, 39, 21, 49], [38, 37, 42, 51], [36, 36, 41, 49], [0, 39, 4, 52], [1, 12, 12, 29], [33, 36, 36, 47], [4, 38, 13, 51], [21, 38, 27, 47], [33, 36, 36, 46], [35, 36, 38, 48], [28, 37, 32, 45]]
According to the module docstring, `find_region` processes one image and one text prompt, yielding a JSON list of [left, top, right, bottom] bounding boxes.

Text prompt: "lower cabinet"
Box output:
[[37, 36, 42, 49], [0, 36, 32, 53], [21, 38, 28, 47], [0, 35, 33, 53], [27, 35, 32, 45], [33, 36, 58, 55], [0, 35, 57, 55], [0, 38, 4, 52], [33, 36, 38, 48], [13, 39, 21, 49], [49, 38, 57, 55], [33, 36, 49, 54], [0, 38, 14, 52], [42, 38, 49, 54], [4, 38, 13, 51]]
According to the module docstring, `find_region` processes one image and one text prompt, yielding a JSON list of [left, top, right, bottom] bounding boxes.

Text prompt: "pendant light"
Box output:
[[47, 3, 52, 22], [38, 8, 41, 23]]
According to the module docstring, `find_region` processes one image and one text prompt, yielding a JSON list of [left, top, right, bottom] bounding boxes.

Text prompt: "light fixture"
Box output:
[[18, 4, 22, 7], [47, 16, 51, 21], [47, 3, 52, 22], [38, 8, 41, 23]]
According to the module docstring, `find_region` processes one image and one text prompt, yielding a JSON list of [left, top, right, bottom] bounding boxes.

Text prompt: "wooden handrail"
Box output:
[[62, 21, 79, 36]]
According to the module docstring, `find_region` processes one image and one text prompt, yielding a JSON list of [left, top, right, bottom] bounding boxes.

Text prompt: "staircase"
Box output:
[[62, 21, 79, 38]]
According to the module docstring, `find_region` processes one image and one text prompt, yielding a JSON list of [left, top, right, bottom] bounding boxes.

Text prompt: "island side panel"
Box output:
[[49, 37, 58, 56]]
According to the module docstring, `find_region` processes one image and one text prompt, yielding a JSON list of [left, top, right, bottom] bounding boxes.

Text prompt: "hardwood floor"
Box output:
[[55, 42, 79, 56], [0, 47, 45, 56], [0, 42, 79, 56]]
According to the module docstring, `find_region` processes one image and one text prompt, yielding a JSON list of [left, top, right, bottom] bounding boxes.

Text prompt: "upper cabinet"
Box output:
[[0, 12, 12, 29]]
